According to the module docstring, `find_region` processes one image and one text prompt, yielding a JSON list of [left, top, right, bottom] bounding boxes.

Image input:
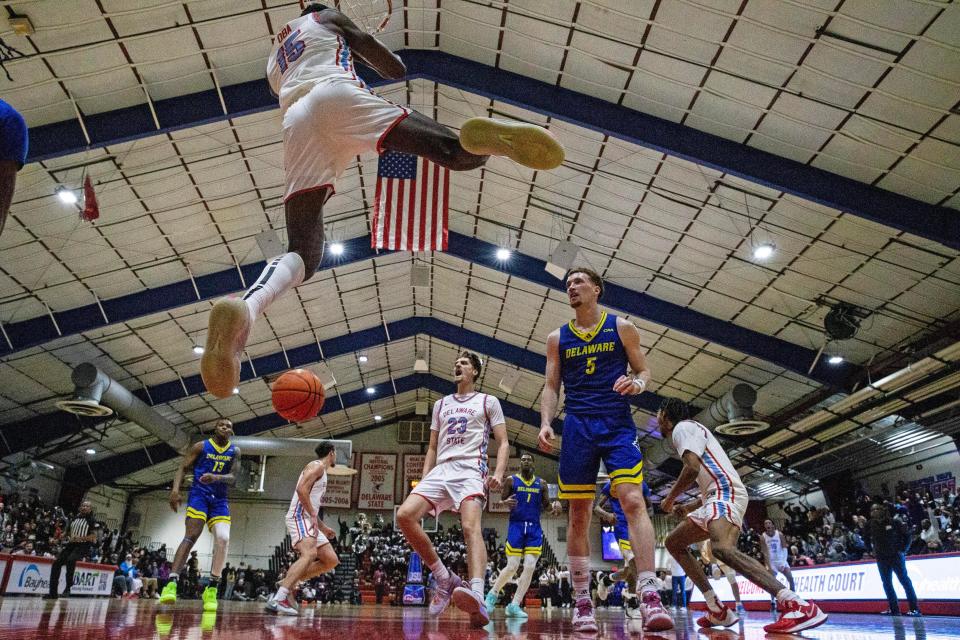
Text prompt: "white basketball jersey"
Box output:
[[431, 393, 505, 471], [267, 13, 365, 114], [671, 420, 747, 505], [763, 531, 786, 559], [285, 463, 328, 518]]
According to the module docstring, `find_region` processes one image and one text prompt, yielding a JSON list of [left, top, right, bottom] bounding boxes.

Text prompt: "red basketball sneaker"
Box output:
[[764, 599, 828, 634], [696, 602, 739, 628]]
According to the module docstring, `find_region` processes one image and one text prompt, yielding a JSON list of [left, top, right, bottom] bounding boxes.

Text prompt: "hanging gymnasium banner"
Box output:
[[689, 553, 960, 614], [0, 555, 114, 596], [487, 457, 523, 513], [402, 454, 426, 502], [321, 452, 357, 509], [358, 453, 397, 510]]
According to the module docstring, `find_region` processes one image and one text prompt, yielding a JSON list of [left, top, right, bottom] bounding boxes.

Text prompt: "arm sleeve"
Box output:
[[486, 396, 506, 426], [672, 421, 707, 457]]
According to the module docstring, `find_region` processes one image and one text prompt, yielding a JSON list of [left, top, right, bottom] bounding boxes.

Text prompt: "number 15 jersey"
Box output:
[[431, 393, 505, 474], [559, 311, 629, 416]]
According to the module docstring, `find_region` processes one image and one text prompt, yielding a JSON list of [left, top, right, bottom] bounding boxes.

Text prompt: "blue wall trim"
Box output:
[[2, 317, 663, 454], [61, 372, 566, 488], [26, 51, 958, 249], [0, 232, 856, 387], [0, 236, 385, 356]]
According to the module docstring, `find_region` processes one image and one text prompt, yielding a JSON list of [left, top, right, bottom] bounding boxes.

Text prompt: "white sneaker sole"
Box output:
[[783, 610, 829, 633], [201, 298, 250, 398], [451, 587, 490, 627]]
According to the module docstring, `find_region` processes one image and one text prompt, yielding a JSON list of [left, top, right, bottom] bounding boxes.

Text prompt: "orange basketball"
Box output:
[[272, 369, 325, 422]]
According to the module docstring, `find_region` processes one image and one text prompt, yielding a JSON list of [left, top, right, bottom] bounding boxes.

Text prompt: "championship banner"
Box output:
[[402, 454, 426, 501], [690, 553, 960, 612], [358, 453, 398, 510], [1, 556, 114, 596], [322, 452, 357, 509], [487, 457, 522, 513]]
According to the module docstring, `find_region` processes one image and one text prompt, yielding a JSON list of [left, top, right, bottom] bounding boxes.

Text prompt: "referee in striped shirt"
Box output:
[[45, 500, 101, 599]]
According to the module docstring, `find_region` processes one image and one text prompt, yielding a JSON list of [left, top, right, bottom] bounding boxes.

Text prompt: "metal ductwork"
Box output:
[[695, 383, 769, 436], [57, 363, 192, 454], [231, 436, 354, 471]]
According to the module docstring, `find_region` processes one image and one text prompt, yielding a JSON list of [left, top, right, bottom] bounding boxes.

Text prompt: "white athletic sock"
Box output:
[[703, 589, 721, 611], [470, 578, 484, 598], [276, 586, 289, 601], [491, 561, 518, 596], [636, 571, 657, 596], [512, 566, 536, 606], [776, 588, 807, 606], [242, 252, 305, 320], [570, 556, 590, 602], [428, 559, 450, 586]]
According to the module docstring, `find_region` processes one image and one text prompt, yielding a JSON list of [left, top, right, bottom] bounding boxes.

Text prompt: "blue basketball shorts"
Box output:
[[505, 520, 543, 557], [614, 520, 631, 554], [186, 488, 231, 530], [558, 412, 644, 500]]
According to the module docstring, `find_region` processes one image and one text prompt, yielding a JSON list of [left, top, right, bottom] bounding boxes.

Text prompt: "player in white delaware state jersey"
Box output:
[[397, 351, 510, 628], [200, 2, 564, 398], [658, 398, 828, 634], [266, 441, 340, 616]]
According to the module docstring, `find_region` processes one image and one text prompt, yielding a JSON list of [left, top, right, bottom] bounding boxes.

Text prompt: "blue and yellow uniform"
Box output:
[[601, 480, 651, 554], [186, 438, 236, 529], [505, 474, 544, 557], [0, 99, 28, 168], [557, 312, 644, 499]]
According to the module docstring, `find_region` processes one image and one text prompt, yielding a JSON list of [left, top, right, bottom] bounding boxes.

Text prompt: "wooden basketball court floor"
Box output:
[[0, 598, 955, 639]]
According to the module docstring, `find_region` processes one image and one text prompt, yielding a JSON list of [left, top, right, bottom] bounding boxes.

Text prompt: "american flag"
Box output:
[[372, 151, 449, 251]]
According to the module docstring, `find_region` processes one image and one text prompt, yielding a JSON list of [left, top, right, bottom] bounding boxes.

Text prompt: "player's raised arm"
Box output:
[[318, 8, 405, 79]]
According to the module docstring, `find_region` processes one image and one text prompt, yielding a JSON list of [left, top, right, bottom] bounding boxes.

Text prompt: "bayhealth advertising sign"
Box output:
[[691, 554, 960, 604], [3, 557, 113, 595]]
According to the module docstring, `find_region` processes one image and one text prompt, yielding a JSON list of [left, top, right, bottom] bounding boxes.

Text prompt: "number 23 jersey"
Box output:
[[431, 393, 505, 473]]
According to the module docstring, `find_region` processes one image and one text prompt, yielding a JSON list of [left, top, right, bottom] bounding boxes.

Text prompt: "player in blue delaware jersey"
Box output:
[[539, 267, 673, 634], [594, 480, 653, 619], [484, 453, 560, 618], [159, 419, 240, 611]]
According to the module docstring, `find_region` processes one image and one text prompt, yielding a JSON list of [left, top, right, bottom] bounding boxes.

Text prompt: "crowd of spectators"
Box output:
[[740, 484, 960, 567]]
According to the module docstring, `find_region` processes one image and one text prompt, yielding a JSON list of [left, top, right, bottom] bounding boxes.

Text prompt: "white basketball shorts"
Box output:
[[688, 495, 749, 532], [410, 459, 486, 516], [285, 505, 330, 549], [282, 78, 409, 202]]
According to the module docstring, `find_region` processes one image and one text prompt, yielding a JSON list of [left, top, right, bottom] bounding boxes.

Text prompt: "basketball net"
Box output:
[[299, 1, 393, 34]]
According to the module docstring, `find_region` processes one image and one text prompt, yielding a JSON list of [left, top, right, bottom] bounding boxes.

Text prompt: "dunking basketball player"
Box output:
[[0, 98, 28, 237], [484, 452, 554, 618], [160, 419, 239, 611], [658, 398, 827, 633], [200, 3, 564, 398], [538, 267, 673, 634], [266, 441, 340, 615], [396, 352, 509, 627], [594, 479, 654, 618]]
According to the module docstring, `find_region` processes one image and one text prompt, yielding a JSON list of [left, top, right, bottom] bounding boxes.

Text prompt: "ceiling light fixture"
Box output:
[[357, 353, 368, 364], [57, 188, 77, 204], [828, 355, 844, 365], [496, 247, 512, 261], [85, 448, 96, 455], [330, 242, 345, 256], [752, 243, 775, 260], [366, 387, 375, 395], [374, 415, 382, 422], [193, 346, 205, 355], [232, 387, 239, 395]]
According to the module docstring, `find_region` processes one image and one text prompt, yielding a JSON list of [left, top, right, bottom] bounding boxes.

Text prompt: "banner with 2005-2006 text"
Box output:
[[358, 453, 397, 510]]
